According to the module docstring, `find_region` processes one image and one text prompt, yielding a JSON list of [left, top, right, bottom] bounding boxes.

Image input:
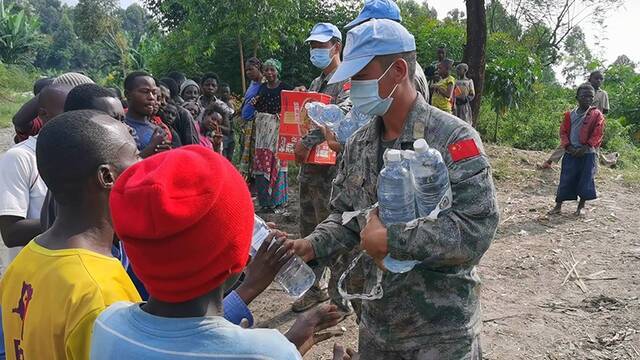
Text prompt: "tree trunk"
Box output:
[[238, 34, 246, 93], [462, 0, 487, 127]]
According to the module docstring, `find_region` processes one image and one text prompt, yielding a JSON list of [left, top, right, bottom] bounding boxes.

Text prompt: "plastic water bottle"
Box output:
[[275, 256, 316, 297], [305, 102, 344, 128], [410, 139, 451, 218], [250, 215, 270, 257], [401, 150, 415, 172], [250, 215, 316, 297], [335, 107, 371, 143], [377, 149, 416, 225]]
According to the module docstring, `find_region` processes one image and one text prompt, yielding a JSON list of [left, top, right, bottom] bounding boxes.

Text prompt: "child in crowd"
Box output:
[[430, 59, 456, 113], [549, 83, 605, 216], [454, 63, 475, 124], [201, 106, 224, 153], [180, 79, 201, 102], [123, 72, 171, 158], [91, 146, 347, 359], [1, 110, 142, 359], [158, 103, 182, 148], [218, 82, 237, 161]]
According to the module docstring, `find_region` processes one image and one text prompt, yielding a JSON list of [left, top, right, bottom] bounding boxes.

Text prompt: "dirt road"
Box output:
[[1, 133, 638, 359]]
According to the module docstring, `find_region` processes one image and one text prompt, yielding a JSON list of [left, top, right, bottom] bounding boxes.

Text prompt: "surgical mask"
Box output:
[[350, 63, 399, 116], [310, 46, 334, 70]]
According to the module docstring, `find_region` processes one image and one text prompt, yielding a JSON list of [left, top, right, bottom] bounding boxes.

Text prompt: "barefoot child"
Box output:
[[550, 83, 605, 216]]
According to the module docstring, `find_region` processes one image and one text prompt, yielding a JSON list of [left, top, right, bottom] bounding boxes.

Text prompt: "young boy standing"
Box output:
[[0, 110, 142, 359], [430, 59, 456, 113], [124, 72, 171, 158], [550, 83, 605, 216]]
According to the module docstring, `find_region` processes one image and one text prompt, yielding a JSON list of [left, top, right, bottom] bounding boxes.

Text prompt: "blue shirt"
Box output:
[[241, 81, 262, 121], [90, 302, 301, 360], [125, 115, 156, 151], [569, 109, 595, 153]]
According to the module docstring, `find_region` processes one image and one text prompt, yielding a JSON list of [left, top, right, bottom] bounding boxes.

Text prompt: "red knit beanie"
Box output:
[[110, 145, 254, 303]]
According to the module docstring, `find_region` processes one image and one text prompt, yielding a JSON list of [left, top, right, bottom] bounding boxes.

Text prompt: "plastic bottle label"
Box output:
[[424, 187, 452, 221]]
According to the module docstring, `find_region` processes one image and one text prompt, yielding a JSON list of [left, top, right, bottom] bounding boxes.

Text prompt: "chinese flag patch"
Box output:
[[448, 139, 480, 162], [343, 81, 351, 91]]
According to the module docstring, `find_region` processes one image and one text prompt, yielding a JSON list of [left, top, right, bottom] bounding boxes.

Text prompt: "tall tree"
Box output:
[[462, 0, 487, 126], [503, 0, 624, 66], [73, 0, 118, 42]]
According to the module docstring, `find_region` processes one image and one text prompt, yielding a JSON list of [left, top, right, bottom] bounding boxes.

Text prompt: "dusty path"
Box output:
[[0, 133, 638, 359]]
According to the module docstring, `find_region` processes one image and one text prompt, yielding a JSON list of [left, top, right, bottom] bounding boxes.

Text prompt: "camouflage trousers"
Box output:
[[299, 181, 353, 312], [359, 329, 482, 360]]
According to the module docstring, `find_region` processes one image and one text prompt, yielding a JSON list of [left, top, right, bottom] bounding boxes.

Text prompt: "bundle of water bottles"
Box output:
[[305, 102, 372, 144], [377, 138, 452, 273]]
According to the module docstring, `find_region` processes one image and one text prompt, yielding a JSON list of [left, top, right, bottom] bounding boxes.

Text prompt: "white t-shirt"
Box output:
[[0, 136, 47, 261]]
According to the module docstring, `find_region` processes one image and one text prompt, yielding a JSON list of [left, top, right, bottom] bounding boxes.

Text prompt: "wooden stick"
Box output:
[[570, 252, 588, 293], [561, 259, 579, 285]]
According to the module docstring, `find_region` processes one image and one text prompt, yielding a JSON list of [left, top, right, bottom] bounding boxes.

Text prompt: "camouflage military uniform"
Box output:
[[298, 70, 352, 311], [306, 94, 499, 358]]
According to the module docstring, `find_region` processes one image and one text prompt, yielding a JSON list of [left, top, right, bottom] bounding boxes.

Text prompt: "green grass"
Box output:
[[0, 63, 38, 128], [0, 92, 30, 128]]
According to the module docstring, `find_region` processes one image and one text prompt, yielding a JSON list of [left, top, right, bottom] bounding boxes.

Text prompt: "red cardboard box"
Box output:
[[277, 90, 337, 165]]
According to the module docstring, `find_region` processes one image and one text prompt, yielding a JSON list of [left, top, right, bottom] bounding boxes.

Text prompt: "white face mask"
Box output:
[[350, 62, 399, 116]]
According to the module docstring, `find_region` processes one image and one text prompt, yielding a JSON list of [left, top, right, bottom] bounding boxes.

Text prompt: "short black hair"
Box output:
[[330, 36, 342, 45], [107, 87, 123, 99], [167, 71, 186, 85], [375, 51, 417, 79], [159, 77, 179, 98], [219, 82, 230, 89], [36, 110, 123, 205], [245, 57, 262, 70], [34, 77, 54, 96], [589, 70, 603, 79], [577, 83, 595, 96], [200, 73, 220, 85], [64, 84, 116, 112], [124, 71, 154, 91]]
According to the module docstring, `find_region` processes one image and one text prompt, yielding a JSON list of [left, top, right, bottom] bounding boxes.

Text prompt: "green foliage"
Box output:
[[0, 3, 43, 65], [604, 64, 640, 139], [73, 0, 119, 43], [477, 84, 572, 150], [0, 63, 39, 128]]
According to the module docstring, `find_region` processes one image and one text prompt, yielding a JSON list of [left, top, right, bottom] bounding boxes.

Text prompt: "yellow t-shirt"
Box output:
[[0, 240, 141, 360], [431, 75, 456, 113]]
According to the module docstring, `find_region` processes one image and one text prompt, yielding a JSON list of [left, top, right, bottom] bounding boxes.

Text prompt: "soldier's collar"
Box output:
[[363, 93, 430, 145], [397, 94, 430, 144]]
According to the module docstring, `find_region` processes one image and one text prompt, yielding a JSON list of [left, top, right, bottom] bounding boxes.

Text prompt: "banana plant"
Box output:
[[0, 0, 43, 65]]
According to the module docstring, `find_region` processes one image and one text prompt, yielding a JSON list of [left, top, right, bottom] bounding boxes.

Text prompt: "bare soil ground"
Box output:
[[1, 130, 638, 359]]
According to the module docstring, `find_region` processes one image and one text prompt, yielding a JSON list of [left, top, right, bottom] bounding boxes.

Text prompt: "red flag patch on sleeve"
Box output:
[[343, 81, 351, 91], [448, 139, 480, 162]]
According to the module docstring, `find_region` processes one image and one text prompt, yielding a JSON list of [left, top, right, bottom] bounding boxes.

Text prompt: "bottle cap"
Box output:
[[386, 149, 402, 162], [413, 138, 428, 153]]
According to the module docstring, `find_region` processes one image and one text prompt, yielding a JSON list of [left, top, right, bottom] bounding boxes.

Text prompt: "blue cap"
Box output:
[[305, 23, 342, 43], [328, 19, 415, 84], [345, 0, 402, 30]]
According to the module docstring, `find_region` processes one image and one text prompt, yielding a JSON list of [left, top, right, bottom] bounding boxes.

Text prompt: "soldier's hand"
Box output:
[[286, 238, 316, 262], [360, 208, 388, 261]]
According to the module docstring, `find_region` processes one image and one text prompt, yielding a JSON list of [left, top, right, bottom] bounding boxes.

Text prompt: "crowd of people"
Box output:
[[0, 0, 610, 359]]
